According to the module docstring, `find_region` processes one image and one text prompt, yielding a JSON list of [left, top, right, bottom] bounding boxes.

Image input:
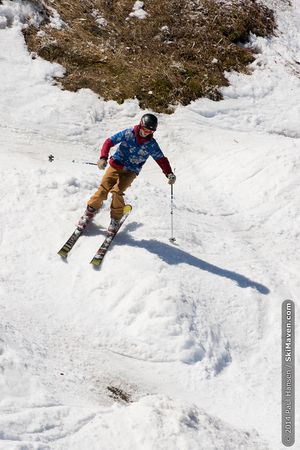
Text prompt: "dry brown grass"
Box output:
[[24, 0, 276, 112]]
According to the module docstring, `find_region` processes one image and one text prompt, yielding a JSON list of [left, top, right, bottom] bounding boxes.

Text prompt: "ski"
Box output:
[[58, 228, 83, 258], [58, 206, 97, 258], [90, 204, 132, 266]]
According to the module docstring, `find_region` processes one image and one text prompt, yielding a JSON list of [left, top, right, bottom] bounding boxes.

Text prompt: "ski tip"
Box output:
[[58, 249, 68, 258], [90, 258, 102, 267], [123, 204, 132, 214]]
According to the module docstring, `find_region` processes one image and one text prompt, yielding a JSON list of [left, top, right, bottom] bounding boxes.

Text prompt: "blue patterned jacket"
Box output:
[[101, 125, 172, 175]]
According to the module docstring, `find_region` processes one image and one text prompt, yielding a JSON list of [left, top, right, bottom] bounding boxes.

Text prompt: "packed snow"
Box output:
[[0, 0, 299, 449]]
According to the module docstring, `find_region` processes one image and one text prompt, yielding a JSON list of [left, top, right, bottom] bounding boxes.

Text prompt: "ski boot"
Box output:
[[77, 205, 97, 231], [108, 218, 121, 235]]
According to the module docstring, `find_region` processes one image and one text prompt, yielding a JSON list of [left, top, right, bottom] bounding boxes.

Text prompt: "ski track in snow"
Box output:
[[1, 0, 300, 449]]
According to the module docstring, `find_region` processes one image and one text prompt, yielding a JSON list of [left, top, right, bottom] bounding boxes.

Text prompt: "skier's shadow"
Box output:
[[120, 224, 270, 295], [85, 222, 106, 236]]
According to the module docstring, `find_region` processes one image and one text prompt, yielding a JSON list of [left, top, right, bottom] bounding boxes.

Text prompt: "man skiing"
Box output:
[[77, 113, 176, 232]]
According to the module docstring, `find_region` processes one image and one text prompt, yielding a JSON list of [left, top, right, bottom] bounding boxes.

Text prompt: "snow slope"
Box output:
[[0, 1, 299, 449]]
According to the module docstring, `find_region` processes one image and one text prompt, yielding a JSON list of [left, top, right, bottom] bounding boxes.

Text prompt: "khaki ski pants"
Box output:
[[88, 165, 136, 220]]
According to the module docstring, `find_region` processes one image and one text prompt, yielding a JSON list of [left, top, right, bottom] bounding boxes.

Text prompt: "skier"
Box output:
[[77, 113, 176, 232]]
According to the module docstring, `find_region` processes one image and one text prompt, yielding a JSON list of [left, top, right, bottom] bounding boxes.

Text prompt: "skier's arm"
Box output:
[[155, 157, 176, 184], [97, 138, 113, 169], [151, 142, 174, 178], [99, 129, 129, 160], [155, 156, 172, 176], [100, 138, 114, 160]]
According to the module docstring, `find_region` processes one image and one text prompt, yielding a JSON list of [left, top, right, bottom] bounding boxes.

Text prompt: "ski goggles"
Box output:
[[140, 125, 154, 135]]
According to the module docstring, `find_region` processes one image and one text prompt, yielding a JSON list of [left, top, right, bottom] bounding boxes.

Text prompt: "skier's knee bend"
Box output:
[[98, 183, 111, 197]]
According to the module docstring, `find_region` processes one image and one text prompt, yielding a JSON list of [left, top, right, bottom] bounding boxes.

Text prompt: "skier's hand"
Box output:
[[167, 173, 176, 185], [97, 158, 107, 170]]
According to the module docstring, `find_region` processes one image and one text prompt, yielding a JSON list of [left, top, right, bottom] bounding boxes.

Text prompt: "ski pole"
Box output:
[[48, 154, 97, 166], [72, 160, 97, 166], [169, 182, 176, 243]]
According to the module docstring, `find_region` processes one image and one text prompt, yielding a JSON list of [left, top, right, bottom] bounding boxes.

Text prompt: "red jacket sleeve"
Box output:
[[100, 138, 114, 159], [155, 156, 172, 176]]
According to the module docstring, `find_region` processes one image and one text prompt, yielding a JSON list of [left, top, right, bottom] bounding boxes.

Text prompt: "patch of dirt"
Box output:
[[107, 385, 132, 403], [23, 0, 276, 112]]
